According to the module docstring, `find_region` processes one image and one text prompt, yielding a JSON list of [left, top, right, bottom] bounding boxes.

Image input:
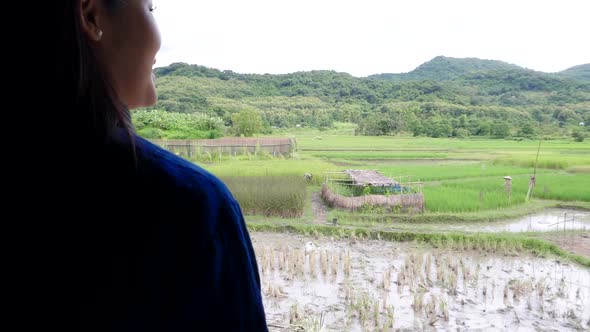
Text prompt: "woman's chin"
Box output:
[[141, 87, 158, 108]]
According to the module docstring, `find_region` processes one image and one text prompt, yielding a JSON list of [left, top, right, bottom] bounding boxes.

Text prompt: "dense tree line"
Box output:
[[143, 57, 589, 138]]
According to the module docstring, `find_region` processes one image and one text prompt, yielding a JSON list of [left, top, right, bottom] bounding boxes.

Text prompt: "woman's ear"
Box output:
[[79, 0, 104, 41]]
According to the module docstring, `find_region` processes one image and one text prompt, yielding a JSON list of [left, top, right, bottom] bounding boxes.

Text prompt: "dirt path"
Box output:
[[311, 192, 328, 224], [540, 231, 590, 258]]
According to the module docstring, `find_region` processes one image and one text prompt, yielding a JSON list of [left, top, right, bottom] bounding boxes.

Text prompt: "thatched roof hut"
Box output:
[[344, 170, 399, 187], [321, 170, 424, 213]]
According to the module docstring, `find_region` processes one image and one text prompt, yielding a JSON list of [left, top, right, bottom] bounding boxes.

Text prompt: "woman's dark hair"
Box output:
[[61, 0, 134, 143]]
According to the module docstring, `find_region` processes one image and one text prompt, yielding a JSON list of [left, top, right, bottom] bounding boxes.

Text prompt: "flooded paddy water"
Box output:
[[252, 232, 590, 331], [432, 209, 590, 233]]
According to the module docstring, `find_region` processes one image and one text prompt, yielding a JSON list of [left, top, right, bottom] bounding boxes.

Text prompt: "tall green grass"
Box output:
[[203, 159, 337, 186], [424, 172, 590, 212], [221, 176, 307, 218], [493, 154, 590, 170], [534, 173, 590, 201]]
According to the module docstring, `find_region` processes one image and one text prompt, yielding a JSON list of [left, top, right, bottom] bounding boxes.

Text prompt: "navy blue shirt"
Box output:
[[23, 134, 268, 331]]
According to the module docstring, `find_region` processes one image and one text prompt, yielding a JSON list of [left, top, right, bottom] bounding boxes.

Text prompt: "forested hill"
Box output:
[[369, 56, 523, 81], [557, 64, 590, 83], [144, 56, 589, 139]]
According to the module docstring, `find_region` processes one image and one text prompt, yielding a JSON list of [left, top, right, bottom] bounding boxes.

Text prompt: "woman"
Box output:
[[18, 1, 268, 330]]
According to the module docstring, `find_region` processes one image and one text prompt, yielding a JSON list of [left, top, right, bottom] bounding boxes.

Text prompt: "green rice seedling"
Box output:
[[448, 272, 458, 296], [278, 250, 285, 271], [309, 250, 316, 278], [471, 264, 481, 288], [412, 292, 424, 313], [298, 251, 305, 278], [344, 250, 351, 277], [343, 283, 350, 303], [282, 249, 290, 276], [538, 293, 549, 316], [503, 283, 510, 306], [270, 248, 276, 272], [463, 238, 473, 250], [288, 248, 295, 269], [331, 253, 338, 277], [320, 250, 328, 276], [301, 312, 326, 332], [449, 260, 457, 275], [488, 240, 497, 253], [289, 303, 301, 324], [403, 254, 412, 273], [425, 254, 432, 280], [446, 237, 456, 251], [373, 300, 380, 327], [292, 250, 300, 279], [557, 278, 567, 298], [434, 254, 441, 272], [397, 269, 405, 294], [415, 255, 425, 284], [537, 278, 547, 298], [425, 295, 436, 316], [407, 271, 417, 293], [508, 279, 529, 302], [386, 306, 395, 328], [355, 292, 372, 327], [437, 265, 445, 286], [259, 257, 266, 275], [439, 298, 449, 322], [514, 241, 523, 253], [430, 265, 438, 285], [383, 268, 391, 291]]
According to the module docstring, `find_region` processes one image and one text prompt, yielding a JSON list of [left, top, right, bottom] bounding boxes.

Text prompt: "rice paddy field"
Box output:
[[254, 233, 590, 331], [200, 123, 589, 216], [186, 123, 590, 331]]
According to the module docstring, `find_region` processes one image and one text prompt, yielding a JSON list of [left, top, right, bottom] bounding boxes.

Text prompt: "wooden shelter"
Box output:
[[344, 170, 399, 187], [321, 170, 424, 213]]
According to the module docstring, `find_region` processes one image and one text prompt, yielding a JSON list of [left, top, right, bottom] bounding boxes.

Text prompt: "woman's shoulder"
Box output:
[[131, 136, 234, 204]]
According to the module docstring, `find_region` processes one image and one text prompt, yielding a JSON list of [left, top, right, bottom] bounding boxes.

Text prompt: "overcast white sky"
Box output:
[[152, 0, 589, 77]]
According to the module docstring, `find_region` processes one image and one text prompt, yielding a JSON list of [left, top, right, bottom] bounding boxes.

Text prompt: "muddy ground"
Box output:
[[251, 232, 590, 331]]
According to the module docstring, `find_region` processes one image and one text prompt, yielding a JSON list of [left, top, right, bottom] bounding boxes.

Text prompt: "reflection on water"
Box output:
[[446, 209, 590, 233]]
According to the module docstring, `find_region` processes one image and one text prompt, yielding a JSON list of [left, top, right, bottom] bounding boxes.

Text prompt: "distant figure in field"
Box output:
[[304, 172, 313, 182]]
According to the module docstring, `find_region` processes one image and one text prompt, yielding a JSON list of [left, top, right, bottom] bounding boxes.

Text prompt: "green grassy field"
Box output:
[[202, 159, 336, 186], [189, 124, 589, 217], [221, 176, 307, 217], [171, 124, 590, 263]]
